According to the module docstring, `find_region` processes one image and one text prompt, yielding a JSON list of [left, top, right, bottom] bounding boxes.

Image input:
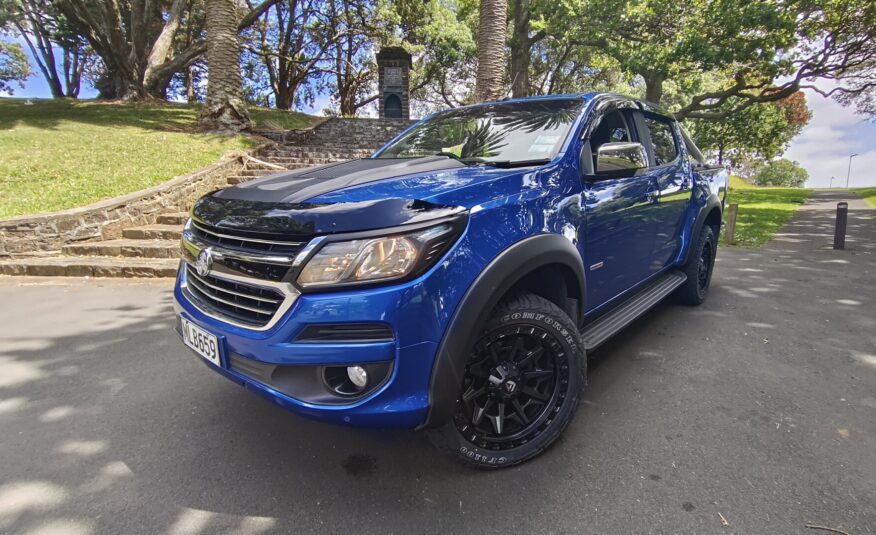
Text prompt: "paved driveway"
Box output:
[[1, 191, 874, 534]]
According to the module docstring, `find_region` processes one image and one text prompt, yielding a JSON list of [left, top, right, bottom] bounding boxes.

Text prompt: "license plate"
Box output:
[[181, 318, 221, 367]]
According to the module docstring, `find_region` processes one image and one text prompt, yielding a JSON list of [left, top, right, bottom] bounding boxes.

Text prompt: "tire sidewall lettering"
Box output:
[[459, 446, 508, 465], [501, 312, 578, 353]]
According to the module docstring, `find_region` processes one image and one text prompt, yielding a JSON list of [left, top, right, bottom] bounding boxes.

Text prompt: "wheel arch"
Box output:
[[681, 198, 723, 266], [419, 233, 586, 429]]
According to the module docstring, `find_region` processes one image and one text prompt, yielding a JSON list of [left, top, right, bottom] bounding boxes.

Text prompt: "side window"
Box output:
[[589, 109, 632, 166], [644, 116, 679, 166], [590, 110, 631, 149]]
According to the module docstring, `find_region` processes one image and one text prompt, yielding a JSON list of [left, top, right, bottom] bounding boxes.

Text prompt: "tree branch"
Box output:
[[239, 0, 282, 30]]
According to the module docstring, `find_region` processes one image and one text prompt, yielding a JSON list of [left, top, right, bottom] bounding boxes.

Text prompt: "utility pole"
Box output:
[[830, 176, 835, 188], [845, 153, 859, 188]]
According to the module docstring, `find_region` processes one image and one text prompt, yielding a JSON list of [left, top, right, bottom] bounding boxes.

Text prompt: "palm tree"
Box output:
[[475, 0, 507, 102], [199, 0, 251, 132]]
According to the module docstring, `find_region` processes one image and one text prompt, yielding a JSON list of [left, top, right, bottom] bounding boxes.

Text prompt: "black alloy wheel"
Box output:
[[698, 240, 713, 292], [454, 324, 569, 450], [427, 293, 585, 469], [675, 225, 716, 305]]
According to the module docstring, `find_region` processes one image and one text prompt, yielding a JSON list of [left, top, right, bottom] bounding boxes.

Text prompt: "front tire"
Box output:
[[427, 293, 585, 469], [675, 225, 717, 306]]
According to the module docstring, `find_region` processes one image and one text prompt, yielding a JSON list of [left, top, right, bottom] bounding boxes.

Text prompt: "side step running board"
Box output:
[[581, 271, 687, 351]]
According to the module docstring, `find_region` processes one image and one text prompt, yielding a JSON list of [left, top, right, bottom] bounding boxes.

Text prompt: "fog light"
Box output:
[[347, 366, 368, 388]]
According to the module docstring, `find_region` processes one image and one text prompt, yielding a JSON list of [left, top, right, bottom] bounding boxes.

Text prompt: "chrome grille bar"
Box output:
[[186, 275, 280, 315], [181, 263, 300, 330], [192, 221, 304, 248], [179, 218, 308, 330], [186, 269, 281, 304]]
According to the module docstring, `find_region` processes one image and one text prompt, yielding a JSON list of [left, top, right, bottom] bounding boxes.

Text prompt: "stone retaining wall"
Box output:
[[263, 117, 416, 146], [0, 150, 262, 258]]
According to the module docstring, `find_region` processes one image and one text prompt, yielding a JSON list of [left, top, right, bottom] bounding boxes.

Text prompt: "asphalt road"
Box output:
[[1, 191, 874, 534]]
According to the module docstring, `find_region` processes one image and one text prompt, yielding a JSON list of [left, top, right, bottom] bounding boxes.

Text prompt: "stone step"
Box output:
[[0, 256, 179, 278], [270, 142, 383, 149], [156, 212, 188, 225], [238, 168, 284, 177], [122, 224, 182, 240], [227, 176, 250, 185], [62, 239, 180, 259], [228, 173, 312, 185], [257, 161, 329, 170], [226, 166, 312, 184], [263, 149, 373, 159], [264, 152, 375, 160], [260, 156, 355, 165]]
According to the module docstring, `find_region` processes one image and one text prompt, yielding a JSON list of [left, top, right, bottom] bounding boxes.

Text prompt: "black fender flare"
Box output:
[[419, 233, 586, 429], [681, 195, 723, 266]]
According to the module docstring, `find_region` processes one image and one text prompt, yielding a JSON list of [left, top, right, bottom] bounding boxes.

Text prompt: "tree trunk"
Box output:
[[475, 0, 508, 102], [339, 87, 356, 116], [185, 65, 196, 103], [199, 0, 251, 132], [277, 86, 295, 110], [63, 48, 82, 98], [509, 0, 530, 98], [644, 73, 664, 104], [142, 0, 188, 91], [14, 19, 65, 98], [103, 68, 141, 100]]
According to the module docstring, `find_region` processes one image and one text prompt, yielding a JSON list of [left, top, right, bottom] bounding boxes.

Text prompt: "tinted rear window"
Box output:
[[645, 117, 679, 166]]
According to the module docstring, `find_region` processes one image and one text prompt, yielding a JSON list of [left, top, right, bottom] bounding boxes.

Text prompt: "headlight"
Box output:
[[297, 223, 457, 289]]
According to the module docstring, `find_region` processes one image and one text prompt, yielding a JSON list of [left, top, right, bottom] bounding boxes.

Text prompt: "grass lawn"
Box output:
[[724, 176, 811, 248], [0, 98, 318, 219], [852, 187, 876, 208]]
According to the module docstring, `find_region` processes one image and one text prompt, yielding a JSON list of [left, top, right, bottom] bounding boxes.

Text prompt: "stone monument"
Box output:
[[376, 47, 412, 119]]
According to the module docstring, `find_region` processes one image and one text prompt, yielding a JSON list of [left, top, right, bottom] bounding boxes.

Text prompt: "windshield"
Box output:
[[376, 99, 583, 165]]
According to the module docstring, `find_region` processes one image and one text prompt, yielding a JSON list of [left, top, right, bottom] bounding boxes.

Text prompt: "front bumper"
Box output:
[[173, 264, 441, 429]]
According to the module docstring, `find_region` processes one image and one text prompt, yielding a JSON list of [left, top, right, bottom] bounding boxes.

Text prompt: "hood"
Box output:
[[194, 156, 545, 235], [213, 156, 468, 204]]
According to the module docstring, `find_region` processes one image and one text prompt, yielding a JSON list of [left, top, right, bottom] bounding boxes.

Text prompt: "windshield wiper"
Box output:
[[434, 153, 489, 166], [433, 153, 550, 168], [434, 151, 465, 162], [478, 158, 552, 168]]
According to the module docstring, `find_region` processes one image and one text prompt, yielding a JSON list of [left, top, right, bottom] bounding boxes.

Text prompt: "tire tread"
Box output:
[[428, 292, 585, 470], [675, 226, 716, 306]]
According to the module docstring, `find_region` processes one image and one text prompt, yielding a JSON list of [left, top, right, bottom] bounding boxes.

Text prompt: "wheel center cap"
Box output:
[[488, 362, 520, 395]]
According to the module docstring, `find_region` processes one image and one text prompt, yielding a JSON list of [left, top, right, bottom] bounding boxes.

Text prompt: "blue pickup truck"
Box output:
[[174, 93, 727, 468]]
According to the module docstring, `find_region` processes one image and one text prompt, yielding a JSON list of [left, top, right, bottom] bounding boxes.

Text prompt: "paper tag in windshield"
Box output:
[[529, 135, 560, 154]]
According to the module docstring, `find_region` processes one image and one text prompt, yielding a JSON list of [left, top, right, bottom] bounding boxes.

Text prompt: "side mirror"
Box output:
[[595, 142, 648, 174]]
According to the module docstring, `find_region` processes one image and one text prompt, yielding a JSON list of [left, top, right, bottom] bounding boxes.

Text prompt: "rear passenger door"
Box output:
[[637, 113, 690, 271]]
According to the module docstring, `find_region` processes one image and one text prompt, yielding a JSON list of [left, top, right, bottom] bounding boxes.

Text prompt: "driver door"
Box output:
[[578, 106, 659, 312]]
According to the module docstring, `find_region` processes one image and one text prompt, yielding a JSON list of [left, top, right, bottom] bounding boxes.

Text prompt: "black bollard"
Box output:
[[833, 202, 848, 250]]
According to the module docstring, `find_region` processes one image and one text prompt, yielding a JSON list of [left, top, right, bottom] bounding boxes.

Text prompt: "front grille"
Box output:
[[185, 220, 309, 281], [191, 221, 305, 254], [184, 264, 285, 327]]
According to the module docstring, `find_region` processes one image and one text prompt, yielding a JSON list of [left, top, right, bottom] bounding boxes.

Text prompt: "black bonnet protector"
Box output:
[[192, 157, 467, 236]]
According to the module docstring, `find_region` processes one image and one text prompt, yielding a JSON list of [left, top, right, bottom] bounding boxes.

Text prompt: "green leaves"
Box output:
[[689, 90, 812, 167], [0, 40, 31, 94], [754, 158, 810, 188]]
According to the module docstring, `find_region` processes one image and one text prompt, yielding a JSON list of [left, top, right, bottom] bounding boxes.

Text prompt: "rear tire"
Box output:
[[426, 293, 585, 469], [675, 225, 716, 306]]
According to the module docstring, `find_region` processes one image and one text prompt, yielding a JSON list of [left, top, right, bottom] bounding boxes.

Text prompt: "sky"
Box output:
[[783, 84, 876, 188], [4, 40, 875, 188]]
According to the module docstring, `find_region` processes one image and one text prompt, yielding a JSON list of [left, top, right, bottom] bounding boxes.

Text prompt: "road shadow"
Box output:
[[0, 285, 584, 534]]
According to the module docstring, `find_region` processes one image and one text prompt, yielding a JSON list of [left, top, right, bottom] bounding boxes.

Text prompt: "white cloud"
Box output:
[[784, 82, 876, 188]]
